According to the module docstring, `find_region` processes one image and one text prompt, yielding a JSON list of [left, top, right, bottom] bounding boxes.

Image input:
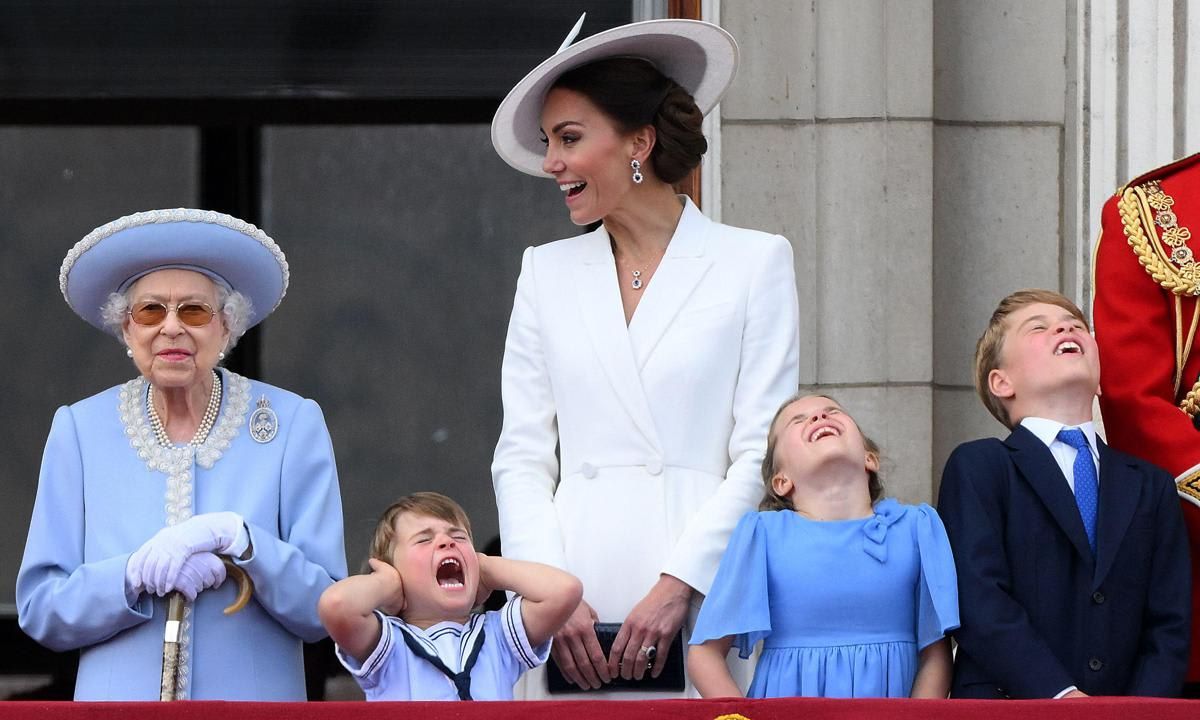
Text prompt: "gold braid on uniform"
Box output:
[[1121, 180, 1200, 502], [1119, 181, 1200, 407], [1181, 381, 1200, 417], [1118, 182, 1200, 296]]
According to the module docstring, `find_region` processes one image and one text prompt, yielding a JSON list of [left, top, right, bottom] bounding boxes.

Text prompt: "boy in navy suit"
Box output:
[[938, 289, 1190, 698]]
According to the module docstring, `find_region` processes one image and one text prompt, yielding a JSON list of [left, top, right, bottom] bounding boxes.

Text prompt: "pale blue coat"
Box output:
[[16, 369, 347, 700]]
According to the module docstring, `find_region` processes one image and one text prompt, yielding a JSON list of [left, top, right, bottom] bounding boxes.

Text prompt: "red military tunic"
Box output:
[[1093, 152, 1200, 683]]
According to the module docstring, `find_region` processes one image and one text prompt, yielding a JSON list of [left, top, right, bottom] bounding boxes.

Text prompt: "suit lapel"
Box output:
[[628, 198, 714, 369], [1093, 441, 1141, 588], [572, 228, 661, 449], [1006, 425, 1094, 562]]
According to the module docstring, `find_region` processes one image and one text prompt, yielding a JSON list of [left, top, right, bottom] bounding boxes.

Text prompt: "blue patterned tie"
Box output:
[[1057, 428, 1097, 554]]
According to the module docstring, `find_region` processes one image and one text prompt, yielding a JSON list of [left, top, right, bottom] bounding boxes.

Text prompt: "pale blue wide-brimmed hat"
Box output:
[[60, 208, 289, 335], [491, 15, 739, 178]]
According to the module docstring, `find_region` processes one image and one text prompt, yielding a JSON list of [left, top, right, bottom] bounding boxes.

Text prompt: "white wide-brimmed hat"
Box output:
[[491, 16, 739, 177], [60, 208, 289, 335]]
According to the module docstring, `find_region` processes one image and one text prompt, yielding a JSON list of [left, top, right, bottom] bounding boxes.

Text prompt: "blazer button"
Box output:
[[1088, 658, 1104, 671], [646, 459, 664, 475], [580, 463, 597, 479], [1091, 591, 1105, 604]]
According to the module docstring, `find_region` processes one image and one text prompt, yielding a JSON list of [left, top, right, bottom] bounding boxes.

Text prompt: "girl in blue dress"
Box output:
[[688, 394, 959, 698]]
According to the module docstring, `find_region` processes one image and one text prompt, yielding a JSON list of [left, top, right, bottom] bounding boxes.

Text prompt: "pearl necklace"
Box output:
[[147, 370, 222, 447]]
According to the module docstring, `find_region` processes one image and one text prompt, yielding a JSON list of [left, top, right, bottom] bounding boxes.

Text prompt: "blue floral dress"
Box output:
[[690, 498, 959, 698]]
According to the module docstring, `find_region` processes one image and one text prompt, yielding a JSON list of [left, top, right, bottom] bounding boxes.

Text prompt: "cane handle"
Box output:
[[221, 558, 254, 615]]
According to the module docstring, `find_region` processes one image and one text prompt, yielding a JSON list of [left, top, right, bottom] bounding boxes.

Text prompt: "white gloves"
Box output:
[[126, 512, 247, 599], [171, 552, 227, 601]]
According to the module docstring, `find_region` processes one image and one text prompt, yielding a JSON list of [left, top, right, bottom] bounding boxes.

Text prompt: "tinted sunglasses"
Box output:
[[128, 301, 217, 327]]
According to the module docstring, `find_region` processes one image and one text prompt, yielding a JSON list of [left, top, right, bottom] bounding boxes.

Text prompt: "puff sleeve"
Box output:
[[689, 511, 772, 659], [913, 503, 960, 650]]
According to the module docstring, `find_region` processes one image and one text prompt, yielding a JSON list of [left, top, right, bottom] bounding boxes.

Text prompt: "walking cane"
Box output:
[[159, 558, 255, 701]]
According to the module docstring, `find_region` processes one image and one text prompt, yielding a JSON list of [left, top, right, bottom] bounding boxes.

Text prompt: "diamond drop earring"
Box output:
[[631, 158, 643, 184]]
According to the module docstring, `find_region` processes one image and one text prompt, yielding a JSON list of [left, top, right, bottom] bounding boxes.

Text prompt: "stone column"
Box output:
[[930, 1, 1074, 486], [720, 0, 937, 502]]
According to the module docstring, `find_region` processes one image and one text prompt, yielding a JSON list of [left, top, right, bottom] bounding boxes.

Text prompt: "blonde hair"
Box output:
[[368, 492, 473, 565], [974, 289, 1089, 428], [759, 393, 883, 511]]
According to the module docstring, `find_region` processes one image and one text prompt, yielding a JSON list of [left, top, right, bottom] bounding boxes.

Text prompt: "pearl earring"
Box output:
[[631, 158, 643, 184], [218, 351, 226, 361], [126, 347, 134, 358]]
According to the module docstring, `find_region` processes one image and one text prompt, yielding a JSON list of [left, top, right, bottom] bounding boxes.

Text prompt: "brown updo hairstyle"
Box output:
[[759, 394, 885, 512], [551, 57, 707, 184]]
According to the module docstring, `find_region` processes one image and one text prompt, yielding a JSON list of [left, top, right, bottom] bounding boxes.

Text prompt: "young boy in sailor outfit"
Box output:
[[319, 492, 582, 700]]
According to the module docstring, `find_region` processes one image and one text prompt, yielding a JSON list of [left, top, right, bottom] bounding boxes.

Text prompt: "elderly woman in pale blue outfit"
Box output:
[[16, 210, 348, 700]]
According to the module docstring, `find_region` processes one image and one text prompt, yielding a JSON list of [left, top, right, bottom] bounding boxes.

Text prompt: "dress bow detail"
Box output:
[[862, 498, 903, 563]]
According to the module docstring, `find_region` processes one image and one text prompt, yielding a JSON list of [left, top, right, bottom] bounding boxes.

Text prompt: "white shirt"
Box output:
[[1019, 417, 1100, 493], [1019, 417, 1098, 699]]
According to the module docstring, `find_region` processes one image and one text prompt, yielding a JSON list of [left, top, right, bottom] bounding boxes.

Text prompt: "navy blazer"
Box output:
[[937, 424, 1190, 698]]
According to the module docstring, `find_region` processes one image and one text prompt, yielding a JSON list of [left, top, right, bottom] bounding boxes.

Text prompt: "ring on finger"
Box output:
[[640, 645, 657, 662]]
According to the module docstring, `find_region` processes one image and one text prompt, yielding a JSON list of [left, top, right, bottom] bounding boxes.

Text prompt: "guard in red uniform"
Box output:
[[1093, 152, 1200, 696]]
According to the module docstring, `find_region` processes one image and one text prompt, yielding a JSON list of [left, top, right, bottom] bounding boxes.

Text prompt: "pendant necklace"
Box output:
[[615, 243, 666, 292]]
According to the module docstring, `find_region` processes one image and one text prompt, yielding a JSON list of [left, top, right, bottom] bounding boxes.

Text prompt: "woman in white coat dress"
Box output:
[[490, 19, 800, 699]]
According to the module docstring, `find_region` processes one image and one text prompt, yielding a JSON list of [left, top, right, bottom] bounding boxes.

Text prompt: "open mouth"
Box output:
[[560, 181, 586, 198], [436, 557, 464, 589], [808, 425, 840, 442], [1054, 340, 1082, 356]]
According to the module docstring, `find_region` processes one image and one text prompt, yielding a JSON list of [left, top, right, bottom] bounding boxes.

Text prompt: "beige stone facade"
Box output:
[[712, 0, 1199, 502]]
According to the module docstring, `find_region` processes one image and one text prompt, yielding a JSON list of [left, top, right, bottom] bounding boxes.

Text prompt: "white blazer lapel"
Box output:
[[572, 229, 661, 448], [628, 198, 714, 368]]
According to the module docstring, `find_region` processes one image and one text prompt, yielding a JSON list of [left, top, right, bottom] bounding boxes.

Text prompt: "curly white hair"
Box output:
[[100, 284, 254, 356]]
